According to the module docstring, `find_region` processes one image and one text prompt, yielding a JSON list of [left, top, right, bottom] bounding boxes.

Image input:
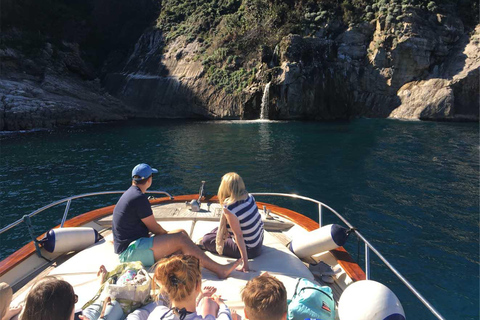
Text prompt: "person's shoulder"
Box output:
[[129, 185, 144, 195], [126, 186, 147, 200], [188, 313, 214, 320], [245, 193, 257, 205], [147, 305, 173, 320]]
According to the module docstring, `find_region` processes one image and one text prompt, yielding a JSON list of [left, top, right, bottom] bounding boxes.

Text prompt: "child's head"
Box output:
[[218, 172, 247, 205], [242, 274, 287, 320], [22, 277, 76, 320], [153, 254, 202, 303]]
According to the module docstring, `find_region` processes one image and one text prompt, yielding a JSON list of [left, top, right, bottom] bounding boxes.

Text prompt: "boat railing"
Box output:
[[1, 190, 444, 319], [251, 192, 445, 320], [0, 191, 174, 235]]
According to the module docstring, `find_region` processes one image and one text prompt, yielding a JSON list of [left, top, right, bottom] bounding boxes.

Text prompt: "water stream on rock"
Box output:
[[260, 82, 271, 119]]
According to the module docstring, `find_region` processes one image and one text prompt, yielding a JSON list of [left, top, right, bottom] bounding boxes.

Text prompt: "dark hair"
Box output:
[[242, 274, 287, 320], [133, 175, 152, 186], [22, 277, 76, 320]]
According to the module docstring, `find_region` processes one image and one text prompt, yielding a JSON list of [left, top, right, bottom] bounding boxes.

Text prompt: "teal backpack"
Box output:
[[287, 278, 335, 320]]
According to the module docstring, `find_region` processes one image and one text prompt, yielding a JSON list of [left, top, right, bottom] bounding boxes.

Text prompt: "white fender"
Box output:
[[40, 227, 100, 253], [289, 224, 349, 258], [338, 280, 406, 320]]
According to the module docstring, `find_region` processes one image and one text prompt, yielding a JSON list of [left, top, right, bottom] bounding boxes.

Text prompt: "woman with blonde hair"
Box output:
[[0, 282, 22, 320], [202, 172, 264, 272], [147, 254, 232, 320]]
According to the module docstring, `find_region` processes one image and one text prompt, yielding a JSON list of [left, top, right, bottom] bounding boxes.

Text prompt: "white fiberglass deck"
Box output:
[[11, 214, 321, 317]]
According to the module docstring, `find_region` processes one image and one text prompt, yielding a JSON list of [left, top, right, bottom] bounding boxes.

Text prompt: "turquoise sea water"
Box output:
[[0, 119, 478, 319]]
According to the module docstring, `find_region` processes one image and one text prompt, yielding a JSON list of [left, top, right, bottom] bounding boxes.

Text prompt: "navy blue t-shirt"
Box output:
[[112, 185, 153, 254]]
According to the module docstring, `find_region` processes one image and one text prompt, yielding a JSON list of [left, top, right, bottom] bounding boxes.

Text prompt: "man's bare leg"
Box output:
[[151, 232, 240, 278]]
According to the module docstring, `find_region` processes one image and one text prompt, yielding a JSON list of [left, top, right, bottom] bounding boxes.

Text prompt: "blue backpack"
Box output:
[[287, 278, 335, 320]]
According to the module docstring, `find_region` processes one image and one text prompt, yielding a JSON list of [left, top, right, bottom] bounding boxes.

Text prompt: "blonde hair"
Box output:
[[217, 172, 247, 206], [0, 282, 13, 320], [241, 275, 287, 320], [153, 255, 201, 303]]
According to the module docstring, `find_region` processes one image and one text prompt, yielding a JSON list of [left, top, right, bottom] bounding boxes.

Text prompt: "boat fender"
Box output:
[[289, 224, 350, 259], [338, 280, 405, 320], [40, 227, 100, 253]]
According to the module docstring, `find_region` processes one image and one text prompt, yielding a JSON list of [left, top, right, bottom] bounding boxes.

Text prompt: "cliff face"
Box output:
[[1, 0, 478, 130], [0, 0, 159, 131], [103, 6, 478, 122], [0, 40, 131, 131], [391, 24, 480, 120], [103, 32, 245, 119], [267, 14, 479, 121]]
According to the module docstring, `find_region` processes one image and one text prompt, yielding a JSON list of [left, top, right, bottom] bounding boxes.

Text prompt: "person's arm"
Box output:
[[216, 303, 231, 320], [224, 209, 249, 272], [141, 215, 168, 235], [211, 295, 231, 320]]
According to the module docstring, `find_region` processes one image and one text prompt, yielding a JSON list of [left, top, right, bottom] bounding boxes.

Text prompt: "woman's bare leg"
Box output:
[[151, 232, 240, 278]]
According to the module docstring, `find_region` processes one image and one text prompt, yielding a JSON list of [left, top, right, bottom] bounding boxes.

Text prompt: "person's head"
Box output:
[[0, 282, 13, 320], [22, 277, 76, 320], [241, 274, 287, 320], [153, 255, 202, 303], [217, 172, 247, 205], [131, 163, 158, 188]]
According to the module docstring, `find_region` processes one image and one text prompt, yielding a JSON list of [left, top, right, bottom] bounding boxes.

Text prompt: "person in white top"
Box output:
[[147, 254, 233, 320]]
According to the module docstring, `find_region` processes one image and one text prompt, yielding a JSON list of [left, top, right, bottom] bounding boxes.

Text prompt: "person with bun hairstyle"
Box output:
[[202, 173, 264, 272], [147, 255, 232, 320], [22, 277, 79, 320]]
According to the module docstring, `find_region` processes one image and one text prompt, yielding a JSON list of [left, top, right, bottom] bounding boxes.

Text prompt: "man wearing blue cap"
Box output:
[[112, 163, 240, 278]]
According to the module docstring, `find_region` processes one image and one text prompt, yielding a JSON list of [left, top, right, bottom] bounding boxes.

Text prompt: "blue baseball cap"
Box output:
[[132, 163, 158, 181]]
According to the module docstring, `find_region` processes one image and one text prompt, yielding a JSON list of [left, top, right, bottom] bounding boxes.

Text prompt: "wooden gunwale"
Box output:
[[0, 194, 365, 282]]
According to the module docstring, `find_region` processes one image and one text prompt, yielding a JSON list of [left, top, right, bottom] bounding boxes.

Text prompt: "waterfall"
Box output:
[[260, 82, 271, 120], [269, 44, 279, 67]]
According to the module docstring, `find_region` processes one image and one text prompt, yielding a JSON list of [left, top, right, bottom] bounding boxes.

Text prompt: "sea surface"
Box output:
[[0, 119, 478, 319]]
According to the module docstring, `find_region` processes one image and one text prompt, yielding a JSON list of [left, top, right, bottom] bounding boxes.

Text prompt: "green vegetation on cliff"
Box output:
[[0, 0, 477, 86], [156, 0, 477, 93]]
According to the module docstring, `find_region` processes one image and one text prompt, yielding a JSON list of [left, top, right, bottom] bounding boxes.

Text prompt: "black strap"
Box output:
[[293, 277, 301, 296], [160, 307, 194, 320], [346, 227, 357, 235], [160, 308, 172, 320], [297, 286, 334, 301]]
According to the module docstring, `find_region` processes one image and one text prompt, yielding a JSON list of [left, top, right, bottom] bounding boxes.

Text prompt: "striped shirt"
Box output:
[[225, 194, 264, 248]]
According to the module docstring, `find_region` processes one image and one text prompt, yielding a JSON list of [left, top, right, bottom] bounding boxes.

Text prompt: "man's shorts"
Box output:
[[119, 237, 155, 267]]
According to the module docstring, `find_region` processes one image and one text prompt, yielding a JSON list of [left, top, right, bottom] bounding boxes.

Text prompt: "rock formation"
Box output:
[[0, 41, 131, 131], [0, 0, 478, 131], [103, 7, 478, 122], [390, 25, 480, 120]]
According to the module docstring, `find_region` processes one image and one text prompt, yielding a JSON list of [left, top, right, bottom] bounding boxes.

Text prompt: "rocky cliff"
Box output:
[[0, 41, 131, 131], [1, 0, 478, 130], [0, 0, 159, 131], [103, 1, 478, 122]]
